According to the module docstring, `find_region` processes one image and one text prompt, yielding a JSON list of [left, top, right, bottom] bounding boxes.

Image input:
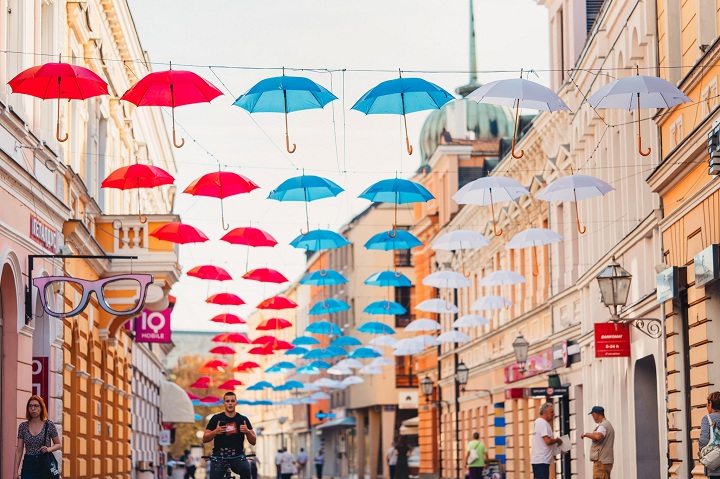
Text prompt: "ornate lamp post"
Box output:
[[456, 361, 494, 402], [512, 333, 530, 373]]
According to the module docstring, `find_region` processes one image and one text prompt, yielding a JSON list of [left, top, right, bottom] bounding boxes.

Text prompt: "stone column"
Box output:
[[355, 409, 366, 479], [381, 406, 396, 479], [368, 408, 381, 479]]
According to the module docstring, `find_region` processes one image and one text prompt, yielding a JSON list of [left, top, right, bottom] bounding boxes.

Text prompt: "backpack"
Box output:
[[700, 415, 720, 470]]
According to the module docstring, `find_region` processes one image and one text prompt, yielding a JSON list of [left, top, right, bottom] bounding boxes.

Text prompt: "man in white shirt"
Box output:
[[531, 402, 563, 479], [386, 443, 398, 479], [296, 447, 308, 479]]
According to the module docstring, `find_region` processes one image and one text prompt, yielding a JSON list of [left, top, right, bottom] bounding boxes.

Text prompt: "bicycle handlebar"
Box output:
[[201, 454, 256, 461]]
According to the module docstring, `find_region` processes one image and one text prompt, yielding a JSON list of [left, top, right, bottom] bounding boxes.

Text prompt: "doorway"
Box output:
[[634, 355, 661, 479]]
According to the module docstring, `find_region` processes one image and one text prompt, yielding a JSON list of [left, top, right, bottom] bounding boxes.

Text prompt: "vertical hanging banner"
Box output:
[[134, 308, 172, 343], [32, 357, 49, 404], [594, 322, 631, 357]]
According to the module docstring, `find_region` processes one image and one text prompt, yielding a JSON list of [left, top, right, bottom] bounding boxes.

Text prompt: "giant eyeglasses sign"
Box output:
[[594, 323, 630, 358]]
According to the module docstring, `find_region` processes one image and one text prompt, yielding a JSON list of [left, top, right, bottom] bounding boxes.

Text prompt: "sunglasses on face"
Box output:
[[33, 274, 154, 318]]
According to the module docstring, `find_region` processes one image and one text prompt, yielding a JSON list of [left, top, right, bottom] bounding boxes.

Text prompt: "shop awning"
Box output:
[[316, 416, 356, 430], [160, 380, 195, 423], [400, 416, 418, 436]]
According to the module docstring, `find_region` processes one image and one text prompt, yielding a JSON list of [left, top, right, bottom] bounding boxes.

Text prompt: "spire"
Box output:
[[456, 0, 480, 97]]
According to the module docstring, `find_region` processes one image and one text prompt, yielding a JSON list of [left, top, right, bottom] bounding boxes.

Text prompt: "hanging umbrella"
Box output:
[[291, 337, 320, 346], [150, 222, 209, 244], [273, 340, 294, 351], [275, 380, 305, 391], [393, 341, 426, 356], [351, 73, 454, 154], [404, 318, 442, 332], [198, 359, 227, 374], [265, 361, 296, 372], [290, 229, 350, 251], [349, 347, 382, 359], [437, 330, 472, 344], [268, 174, 344, 235], [311, 391, 331, 400], [309, 299, 350, 315], [199, 395, 223, 404], [313, 378, 342, 388], [252, 335, 283, 346], [454, 314, 490, 328], [467, 75, 570, 158], [257, 318, 293, 330], [415, 298, 458, 314], [328, 366, 354, 376], [233, 361, 261, 372], [8, 60, 109, 142], [340, 376, 365, 387], [209, 345, 237, 355], [506, 228, 564, 276], [371, 357, 396, 367], [300, 270, 348, 286], [369, 336, 399, 348], [247, 381, 274, 391], [536, 174, 615, 234], [364, 271, 412, 287], [336, 358, 364, 369], [364, 301, 407, 316], [432, 230, 490, 275], [304, 346, 347, 360], [480, 270, 526, 287], [285, 347, 309, 356], [296, 366, 321, 375], [452, 177, 530, 236], [364, 230, 423, 251], [233, 71, 338, 153], [187, 265, 233, 281], [305, 321, 343, 335], [359, 365, 383, 375], [470, 295, 512, 311], [243, 268, 288, 284], [422, 271, 472, 289], [587, 70, 690, 156], [410, 335, 441, 347], [308, 360, 332, 370], [248, 345, 274, 355], [101, 163, 175, 223], [357, 322, 396, 335], [359, 178, 434, 236], [331, 336, 363, 347], [210, 314, 246, 325], [257, 296, 298, 310], [212, 332, 251, 344], [186, 391, 200, 401], [183, 171, 260, 230], [218, 379, 245, 390], [120, 65, 223, 148], [206, 293, 245, 306], [190, 377, 211, 389], [221, 226, 278, 247]]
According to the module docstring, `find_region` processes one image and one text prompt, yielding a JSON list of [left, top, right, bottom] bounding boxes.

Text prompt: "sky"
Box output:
[[124, 0, 551, 331]]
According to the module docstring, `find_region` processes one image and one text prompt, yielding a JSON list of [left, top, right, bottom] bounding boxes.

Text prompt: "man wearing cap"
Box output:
[[581, 406, 615, 479]]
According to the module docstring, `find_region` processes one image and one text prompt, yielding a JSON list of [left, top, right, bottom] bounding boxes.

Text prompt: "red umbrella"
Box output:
[[206, 293, 245, 306], [186, 391, 200, 400], [120, 66, 223, 148], [199, 359, 227, 374], [209, 345, 236, 355], [210, 313, 246, 325], [257, 296, 298, 310], [101, 163, 175, 223], [243, 268, 288, 284], [257, 318, 293, 331], [150, 222, 209, 244], [8, 61, 108, 142], [232, 361, 261, 372], [199, 395, 222, 404], [218, 379, 245, 390], [190, 377, 212, 389], [252, 335, 279, 346], [212, 332, 251, 344], [274, 340, 294, 350], [183, 171, 260, 230], [248, 345, 274, 355], [187, 265, 232, 281], [220, 227, 278, 247]]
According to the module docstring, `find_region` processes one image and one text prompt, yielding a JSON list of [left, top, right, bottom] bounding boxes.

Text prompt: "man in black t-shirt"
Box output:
[[203, 391, 256, 479]]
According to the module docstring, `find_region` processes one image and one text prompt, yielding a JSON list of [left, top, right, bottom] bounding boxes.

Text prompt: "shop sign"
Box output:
[[32, 356, 49, 404], [159, 429, 172, 446], [695, 244, 720, 287], [526, 387, 569, 398], [504, 349, 553, 383], [505, 388, 525, 399], [594, 323, 630, 358], [398, 391, 418, 409], [134, 308, 172, 343], [29, 216, 60, 253], [656, 266, 686, 303], [551, 340, 581, 369]]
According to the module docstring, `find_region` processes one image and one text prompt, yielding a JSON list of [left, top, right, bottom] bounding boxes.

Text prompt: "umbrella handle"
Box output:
[[220, 199, 230, 230], [490, 196, 503, 236], [284, 93, 296, 153], [532, 246, 540, 277], [511, 101, 523, 159], [402, 101, 413, 155], [286, 134, 296, 154], [137, 190, 147, 223], [460, 249, 471, 278], [170, 91, 185, 148], [636, 93, 651, 156], [572, 189, 587, 234], [56, 94, 68, 142]]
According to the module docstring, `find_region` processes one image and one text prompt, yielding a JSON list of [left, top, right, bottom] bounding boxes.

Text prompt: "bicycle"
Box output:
[[202, 453, 255, 479]]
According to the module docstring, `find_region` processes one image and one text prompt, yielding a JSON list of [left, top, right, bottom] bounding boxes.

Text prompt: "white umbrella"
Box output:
[[587, 72, 690, 156], [303, 383, 321, 391], [471, 295, 512, 310], [404, 318, 442, 332], [452, 177, 529, 236], [340, 376, 365, 386], [311, 391, 331, 400], [437, 330, 472, 344], [328, 366, 353, 376], [371, 357, 396, 367], [506, 228, 564, 276], [359, 365, 383, 375], [370, 335, 398, 348], [300, 397, 317, 404], [393, 342, 426, 356], [422, 271, 471, 289], [454, 314, 490, 328], [313, 378, 342, 388], [335, 358, 364, 369], [432, 229, 489, 275], [536, 174, 615, 234], [468, 76, 570, 159], [480, 270, 526, 286], [412, 334, 442, 347], [415, 298, 459, 314]]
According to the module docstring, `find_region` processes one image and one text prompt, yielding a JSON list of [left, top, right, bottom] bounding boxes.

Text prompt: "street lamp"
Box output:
[[512, 333, 530, 372], [278, 416, 287, 449], [455, 362, 494, 403], [420, 376, 434, 400]]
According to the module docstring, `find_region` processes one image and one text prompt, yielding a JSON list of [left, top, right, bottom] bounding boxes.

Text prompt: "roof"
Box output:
[[315, 416, 356, 430]]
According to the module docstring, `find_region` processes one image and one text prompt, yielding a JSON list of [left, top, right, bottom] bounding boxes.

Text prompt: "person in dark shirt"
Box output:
[[203, 392, 256, 479]]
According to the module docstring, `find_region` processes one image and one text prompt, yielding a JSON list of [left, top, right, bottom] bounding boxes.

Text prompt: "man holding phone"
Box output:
[[203, 392, 256, 479]]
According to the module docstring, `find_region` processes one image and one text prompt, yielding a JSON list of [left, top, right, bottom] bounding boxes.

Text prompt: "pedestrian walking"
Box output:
[[700, 391, 720, 477], [275, 448, 284, 479], [386, 441, 398, 479], [394, 436, 410, 479], [581, 406, 615, 479], [13, 395, 62, 479], [530, 402, 563, 479], [465, 432, 489, 479], [314, 449, 325, 479], [183, 449, 197, 479], [296, 447, 308, 479], [279, 448, 296, 479]]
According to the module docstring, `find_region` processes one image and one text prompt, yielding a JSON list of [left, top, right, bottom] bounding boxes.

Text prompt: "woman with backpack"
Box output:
[[700, 391, 720, 477], [465, 432, 489, 479]]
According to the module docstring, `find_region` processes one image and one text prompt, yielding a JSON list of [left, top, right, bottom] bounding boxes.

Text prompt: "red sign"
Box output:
[[594, 322, 631, 357], [134, 308, 172, 343], [32, 357, 49, 404], [504, 349, 553, 383]]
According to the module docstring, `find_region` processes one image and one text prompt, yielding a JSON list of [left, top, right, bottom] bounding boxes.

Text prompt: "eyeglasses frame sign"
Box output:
[[32, 273, 154, 318]]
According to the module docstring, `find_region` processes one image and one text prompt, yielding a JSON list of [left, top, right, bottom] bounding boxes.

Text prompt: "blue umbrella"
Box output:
[[309, 299, 351, 315], [274, 381, 305, 391], [285, 346, 309, 356], [359, 178, 434, 236], [331, 336, 363, 347], [296, 365, 321, 375], [357, 321, 396, 335], [365, 270, 412, 287], [290, 229, 350, 251], [300, 269, 348, 286], [191, 399, 202, 407], [268, 174, 344, 234], [307, 360, 332, 369], [194, 414, 203, 421], [237, 399, 251, 405], [292, 337, 320, 346], [305, 320, 343, 335], [233, 73, 338, 153], [364, 300, 407, 315], [251, 400, 274, 406], [352, 75, 454, 155], [266, 361, 296, 372], [349, 347, 382, 359], [247, 381, 274, 391], [304, 346, 347, 359], [365, 230, 423, 250]]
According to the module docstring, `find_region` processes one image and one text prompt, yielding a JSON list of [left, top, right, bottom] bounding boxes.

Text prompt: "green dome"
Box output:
[[419, 98, 515, 165]]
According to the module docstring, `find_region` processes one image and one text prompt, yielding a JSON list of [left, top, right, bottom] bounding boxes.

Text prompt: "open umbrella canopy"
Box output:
[[470, 295, 512, 310], [232, 361, 261, 372], [291, 337, 320, 346], [404, 318, 442, 332], [371, 357, 396, 367], [328, 366, 353, 376], [257, 318, 293, 330], [212, 332, 251, 344], [369, 336, 398, 348], [357, 321, 395, 335], [349, 347, 382, 359], [206, 293, 245, 306], [150, 222, 209, 244], [210, 314, 246, 325], [536, 174, 615, 234], [285, 346, 309, 356], [392, 339, 426, 356], [364, 270, 412, 287], [468, 77, 570, 110], [218, 379, 244, 390], [359, 365, 383, 375], [423, 271, 472, 289], [187, 265, 233, 281], [300, 269, 348, 286], [268, 175, 344, 202], [480, 270, 526, 286], [252, 335, 283, 346], [257, 296, 298, 310], [309, 298, 351, 315], [221, 226, 278, 247], [199, 395, 223, 404], [359, 178, 434, 204], [364, 301, 407, 315], [453, 176, 530, 236], [432, 230, 490, 250], [304, 346, 347, 360], [331, 336, 363, 347], [101, 164, 175, 190], [247, 381, 275, 391], [307, 360, 332, 370], [186, 391, 200, 401], [415, 298, 459, 314], [305, 320, 343, 335], [184, 171, 259, 199], [190, 377, 212, 389], [248, 345, 274, 355], [364, 230, 423, 250], [336, 358, 364, 369], [437, 330, 472, 344], [265, 361, 296, 372], [290, 229, 351, 251], [209, 345, 237, 355], [275, 380, 305, 391], [507, 228, 564, 249], [340, 376, 365, 386], [454, 314, 490, 328], [243, 268, 288, 284], [587, 74, 691, 110], [296, 366, 321, 375]]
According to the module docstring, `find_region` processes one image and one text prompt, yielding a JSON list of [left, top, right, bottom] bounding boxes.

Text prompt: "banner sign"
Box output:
[[552, 340, 581, 369], [594, 323, 631, 358], [527, 387, 569, 398], [32, 357, 49, 404], [135, 308, 172, 343], [504, 349, 553, 383], [30, 216, 60, 253]]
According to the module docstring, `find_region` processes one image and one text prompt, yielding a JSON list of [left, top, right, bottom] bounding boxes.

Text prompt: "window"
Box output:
[[669, 116, 684, 149], [395, 286, 414, 327], [701, 77, 718, 117]]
